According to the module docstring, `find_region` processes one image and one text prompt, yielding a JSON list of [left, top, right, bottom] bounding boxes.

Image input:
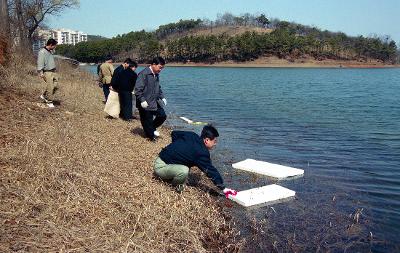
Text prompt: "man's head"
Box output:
[[122, 58, 135, 69], [105, 55, 113, 63], [201, 125, 219, 150], [150, 56, 165, 74], [46, 38, 58, 50], [129, 60, 138, 71]]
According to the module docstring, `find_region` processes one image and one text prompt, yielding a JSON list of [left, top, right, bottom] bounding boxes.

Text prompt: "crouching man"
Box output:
[[154, 125, 236, 197]]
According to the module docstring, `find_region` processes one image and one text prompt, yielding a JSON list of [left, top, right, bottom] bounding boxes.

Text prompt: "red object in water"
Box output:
[[224, 190, 237, 199]]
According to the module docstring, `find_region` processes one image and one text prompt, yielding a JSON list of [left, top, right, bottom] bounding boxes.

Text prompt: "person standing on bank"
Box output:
[[98, 55, 114, 102], [135, 57, 167, 141], [111, 58, 138, 121], [154, 125, 237, 196], [37, 38, 58, 105]]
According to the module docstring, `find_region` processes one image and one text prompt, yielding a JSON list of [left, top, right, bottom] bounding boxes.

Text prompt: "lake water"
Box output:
[[87, 65, 400, 252]]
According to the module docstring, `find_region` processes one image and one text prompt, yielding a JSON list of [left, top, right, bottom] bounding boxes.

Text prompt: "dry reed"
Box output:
[[0, 56, 242, 252]]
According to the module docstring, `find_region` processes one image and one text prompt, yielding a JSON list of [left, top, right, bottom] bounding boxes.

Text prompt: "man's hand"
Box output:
[[162, 98, 167, 106], [223, 188, 237, 199], [39, 72, 44, 79], [141, 101, 149, 109]]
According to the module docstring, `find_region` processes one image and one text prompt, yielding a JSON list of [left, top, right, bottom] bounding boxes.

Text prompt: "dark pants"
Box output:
[[138, 105, 166, 139], [103, 84, 110, 101], [119, 91, 133, 120]]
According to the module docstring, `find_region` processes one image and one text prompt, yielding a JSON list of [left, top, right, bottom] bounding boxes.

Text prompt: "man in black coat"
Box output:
[[111, 58, 138, 121]]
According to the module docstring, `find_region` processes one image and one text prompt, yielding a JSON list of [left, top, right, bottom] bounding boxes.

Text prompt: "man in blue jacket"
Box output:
[[135, 57, 167, 141], [154, 125, 236, 196]]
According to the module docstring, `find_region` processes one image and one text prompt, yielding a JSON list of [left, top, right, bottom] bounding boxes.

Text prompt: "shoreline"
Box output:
[[84, 56, 400, 69], [165, 61, 400, 69]]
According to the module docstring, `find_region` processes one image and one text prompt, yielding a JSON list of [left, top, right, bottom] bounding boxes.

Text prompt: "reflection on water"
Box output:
[[86, 66, 400, 252]]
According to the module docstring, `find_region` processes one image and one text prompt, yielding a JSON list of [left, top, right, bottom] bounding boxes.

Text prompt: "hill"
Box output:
[[56, 14, 399, 65], [87, 35, 108, 42], [161, 25, 273, 40]]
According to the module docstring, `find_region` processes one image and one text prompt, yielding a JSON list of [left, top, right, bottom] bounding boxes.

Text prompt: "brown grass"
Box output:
[[165, 26, 273, 40], [0, 55, 242, 252]]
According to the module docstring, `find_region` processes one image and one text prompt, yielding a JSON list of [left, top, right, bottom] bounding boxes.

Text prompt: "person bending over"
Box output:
[[154, 125, 236, 197]]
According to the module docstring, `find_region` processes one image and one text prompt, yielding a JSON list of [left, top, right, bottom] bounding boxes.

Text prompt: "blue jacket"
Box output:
[[159, 131, 225, 189]]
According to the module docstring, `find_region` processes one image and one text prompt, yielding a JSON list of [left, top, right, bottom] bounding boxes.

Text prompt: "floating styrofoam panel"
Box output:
[[179, 116, 193, 124], [179, 116, 207, 125], [232, 159, 304, 179], [229, 184, 296, 207]]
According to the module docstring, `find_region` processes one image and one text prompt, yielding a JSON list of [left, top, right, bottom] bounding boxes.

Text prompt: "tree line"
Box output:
[[54, 13, 398, 64]]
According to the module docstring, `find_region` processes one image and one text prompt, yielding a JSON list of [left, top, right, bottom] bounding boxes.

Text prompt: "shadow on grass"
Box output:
[[130, 127, 146, 138]]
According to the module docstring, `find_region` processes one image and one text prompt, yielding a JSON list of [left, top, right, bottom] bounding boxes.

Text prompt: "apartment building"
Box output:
[[33, 28, 88, 52], [51, 29, 88, 45]]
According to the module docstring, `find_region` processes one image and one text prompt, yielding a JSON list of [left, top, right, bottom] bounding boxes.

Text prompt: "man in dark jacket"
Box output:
[[111, 58, 137, 121], [135, 57, 167, 141], [154, 125, 236, 196]]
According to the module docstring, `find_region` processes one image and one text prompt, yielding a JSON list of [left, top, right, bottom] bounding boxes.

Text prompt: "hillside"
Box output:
[[162, 25, 273, 41], [56, 15, 399, 65], [87, 35, 108, 42], [0, 57, 241, 252]]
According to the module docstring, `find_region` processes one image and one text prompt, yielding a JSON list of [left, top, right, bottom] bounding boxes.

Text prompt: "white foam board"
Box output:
[[229, 184, 296, 207], [179, 116, 193, 124], [232, 159, 304, 179]]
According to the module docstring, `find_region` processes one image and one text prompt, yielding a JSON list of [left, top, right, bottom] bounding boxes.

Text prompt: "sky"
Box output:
[[48, 0, 400, 43]]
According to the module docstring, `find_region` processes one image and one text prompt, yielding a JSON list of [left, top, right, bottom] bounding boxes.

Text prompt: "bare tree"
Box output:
[[9, 0, 79, 45], [0, 0, 10, 34], [0, 0, 10, 64], [28, 0, 79, 38]]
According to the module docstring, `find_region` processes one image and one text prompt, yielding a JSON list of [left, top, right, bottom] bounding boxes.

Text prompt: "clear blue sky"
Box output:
[[48, 0, 400, 43]]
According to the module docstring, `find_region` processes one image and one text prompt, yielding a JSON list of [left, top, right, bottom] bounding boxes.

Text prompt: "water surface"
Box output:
[[87, 65, 400, 252]]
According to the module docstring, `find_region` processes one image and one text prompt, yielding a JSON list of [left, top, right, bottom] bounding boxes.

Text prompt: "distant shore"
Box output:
[[82, 56, 400, 69], [166, 58, 400, 68]]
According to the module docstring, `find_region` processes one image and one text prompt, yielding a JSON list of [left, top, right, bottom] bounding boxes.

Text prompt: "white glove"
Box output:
[[223, 188, 237, 198], [162, 98, 167, 106], [141, 101, 148, 108]]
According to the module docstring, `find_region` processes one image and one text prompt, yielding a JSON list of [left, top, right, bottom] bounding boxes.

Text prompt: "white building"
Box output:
[[33, 28, 88, 52], [32, 29, 53, 52], [51, 29, 88, 45]]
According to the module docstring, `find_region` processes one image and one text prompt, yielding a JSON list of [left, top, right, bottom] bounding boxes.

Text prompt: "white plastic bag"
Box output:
[[104, 90, 120, 118]]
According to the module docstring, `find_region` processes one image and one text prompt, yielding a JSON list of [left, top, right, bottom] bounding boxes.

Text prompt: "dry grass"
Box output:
[[162, 26, 273, 41], [0, 56, 242, 252]]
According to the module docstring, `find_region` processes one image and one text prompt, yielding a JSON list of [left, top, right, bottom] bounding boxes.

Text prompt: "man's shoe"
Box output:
[[175, 184, 185, 193], [154, 130, 160, 137], [46, 102, 55, 108], [40, 94, 53, 103]]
